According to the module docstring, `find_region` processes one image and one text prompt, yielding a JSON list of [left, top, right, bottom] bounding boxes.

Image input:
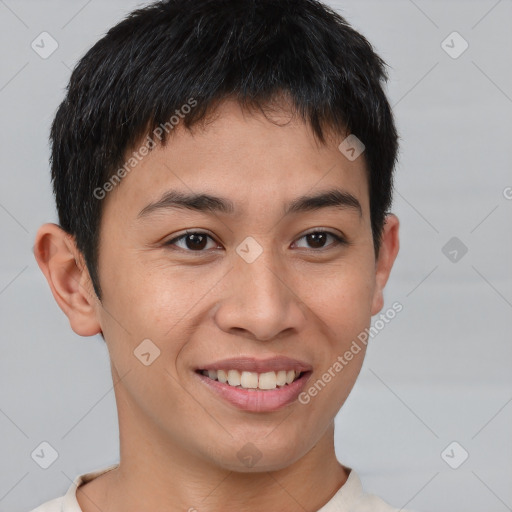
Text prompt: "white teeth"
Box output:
[[227, 369, 241, 386], [241, 371, 259, 388], [201, 369, 302, 390], [276, 370, 287, 386], [258, 371, 277, 390]]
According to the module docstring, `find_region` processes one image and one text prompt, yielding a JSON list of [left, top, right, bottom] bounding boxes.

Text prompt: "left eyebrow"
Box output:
[[136, 188, 362, 219], [285, 189, 362, 217]]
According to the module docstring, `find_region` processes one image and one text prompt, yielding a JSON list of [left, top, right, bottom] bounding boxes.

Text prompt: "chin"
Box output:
[[207, 437, 309, 473]]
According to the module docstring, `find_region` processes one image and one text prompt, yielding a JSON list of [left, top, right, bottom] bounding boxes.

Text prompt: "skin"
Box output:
[[34, 98, 399, 512]]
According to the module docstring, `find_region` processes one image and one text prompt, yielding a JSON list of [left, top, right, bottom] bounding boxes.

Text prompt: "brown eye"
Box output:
[[165, 231, 217, 251], [294, 230, 347, 250], [306, 232, 328, 249], [164, 229, 347, 253]]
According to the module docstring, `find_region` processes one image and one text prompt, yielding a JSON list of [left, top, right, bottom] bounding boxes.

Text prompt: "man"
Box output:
[[31, 0, 411, 510]]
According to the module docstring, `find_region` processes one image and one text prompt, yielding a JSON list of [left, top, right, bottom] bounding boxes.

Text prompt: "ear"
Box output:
[[33, 223, 102, 337], [370, 214, 400, 316]]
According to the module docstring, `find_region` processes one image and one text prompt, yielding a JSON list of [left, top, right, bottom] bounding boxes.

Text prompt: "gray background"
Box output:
[[0, 1, 511, 511]]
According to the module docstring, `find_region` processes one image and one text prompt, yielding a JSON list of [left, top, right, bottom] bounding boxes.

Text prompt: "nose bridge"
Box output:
[[214, 235, 306, 340], [240, 246, 285, 308]]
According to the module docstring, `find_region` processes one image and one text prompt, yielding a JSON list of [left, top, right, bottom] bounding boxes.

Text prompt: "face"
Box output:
[[38, 99, 399, 473]]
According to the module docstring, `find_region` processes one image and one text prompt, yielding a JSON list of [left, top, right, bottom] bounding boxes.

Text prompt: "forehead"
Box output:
[[101, 99, 370, 223]]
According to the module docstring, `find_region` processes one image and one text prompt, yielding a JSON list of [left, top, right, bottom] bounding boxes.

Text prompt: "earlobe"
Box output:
[[370, 214, 400, 316], [33, 223, 102, 337]]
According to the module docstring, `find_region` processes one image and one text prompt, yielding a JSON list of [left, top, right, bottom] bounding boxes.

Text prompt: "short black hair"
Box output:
[[50, 0, 399, 301]]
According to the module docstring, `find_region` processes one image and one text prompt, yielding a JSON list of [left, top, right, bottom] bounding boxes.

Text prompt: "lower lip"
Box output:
[[195, 371, 312, 412]]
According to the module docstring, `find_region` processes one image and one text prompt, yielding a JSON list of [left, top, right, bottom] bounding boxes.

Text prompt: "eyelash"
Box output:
[[163, 229, 348, 253]]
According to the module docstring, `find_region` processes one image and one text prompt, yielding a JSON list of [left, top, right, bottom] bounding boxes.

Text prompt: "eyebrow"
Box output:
[[137, 188, 362, 219]]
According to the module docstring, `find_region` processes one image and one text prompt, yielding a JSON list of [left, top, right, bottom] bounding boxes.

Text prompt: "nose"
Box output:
[[213, 243, 308, 342]]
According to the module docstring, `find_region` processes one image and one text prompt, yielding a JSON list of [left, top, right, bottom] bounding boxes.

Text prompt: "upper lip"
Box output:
[[197, 356, 312, 373]]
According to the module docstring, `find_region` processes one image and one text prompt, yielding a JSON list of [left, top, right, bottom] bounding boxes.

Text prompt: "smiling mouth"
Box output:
[[196, 369, 305, 391]]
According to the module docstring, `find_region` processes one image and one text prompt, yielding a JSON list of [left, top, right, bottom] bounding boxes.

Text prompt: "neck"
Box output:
[[103, 425, 347, 512], [77, 382, 349, 512]]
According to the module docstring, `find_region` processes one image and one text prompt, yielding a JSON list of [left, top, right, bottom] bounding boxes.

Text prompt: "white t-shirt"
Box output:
[[29, 463, 416, 512]]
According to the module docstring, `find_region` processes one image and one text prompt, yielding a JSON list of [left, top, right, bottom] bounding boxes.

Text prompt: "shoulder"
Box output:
[[27, 496, 64, 512]]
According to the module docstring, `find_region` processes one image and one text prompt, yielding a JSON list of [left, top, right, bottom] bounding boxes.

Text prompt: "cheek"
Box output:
[[296, 257, 375, 337], [101, 252, 188, 332]]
